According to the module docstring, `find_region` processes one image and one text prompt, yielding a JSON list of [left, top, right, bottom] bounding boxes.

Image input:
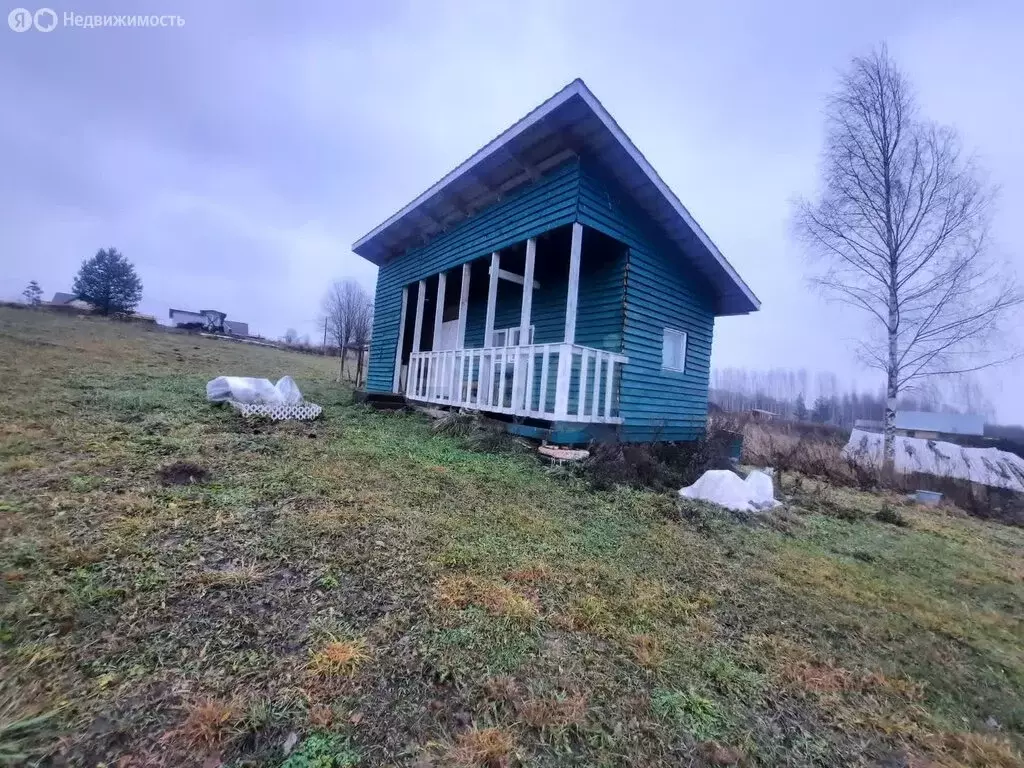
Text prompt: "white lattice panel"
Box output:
[[228, 400, 323, 421]]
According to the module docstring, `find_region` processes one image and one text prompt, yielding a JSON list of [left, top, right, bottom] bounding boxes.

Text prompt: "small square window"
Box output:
[[662, 328, 687, 372], [491, 325, 534, 347]]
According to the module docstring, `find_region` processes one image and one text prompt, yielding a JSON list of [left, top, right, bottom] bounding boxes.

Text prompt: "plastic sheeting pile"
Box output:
[[678, 469, 780, 513], [843, 429, 1024, 492], [206, 376, 322, 420]]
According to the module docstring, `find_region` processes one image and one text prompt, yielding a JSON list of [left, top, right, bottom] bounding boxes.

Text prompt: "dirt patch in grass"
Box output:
[[156, 460, 210, 486]]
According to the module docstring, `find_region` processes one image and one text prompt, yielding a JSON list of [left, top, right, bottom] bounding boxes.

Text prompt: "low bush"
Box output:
[[582, 424, 735, 492], [874, 502, 907, 527], [739, 419, 1024, 525], [432, 411, 530, 454]]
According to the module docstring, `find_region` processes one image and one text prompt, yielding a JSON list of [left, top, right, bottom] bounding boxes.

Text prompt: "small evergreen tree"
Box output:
[[72, 248, 143, 315], [794, 393, 808, 422], [810, 396, 830, 424], [21, 280, 43, 306]]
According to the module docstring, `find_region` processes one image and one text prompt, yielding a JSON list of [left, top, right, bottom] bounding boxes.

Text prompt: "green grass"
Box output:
[[1, 307, 1022, 766]]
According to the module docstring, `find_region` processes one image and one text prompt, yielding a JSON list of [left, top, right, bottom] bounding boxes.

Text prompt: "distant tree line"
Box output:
[[710, 367, 1000, 429]]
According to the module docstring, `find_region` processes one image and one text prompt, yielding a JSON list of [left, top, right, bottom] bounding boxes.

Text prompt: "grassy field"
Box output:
[[1, 307, 1022, 767]]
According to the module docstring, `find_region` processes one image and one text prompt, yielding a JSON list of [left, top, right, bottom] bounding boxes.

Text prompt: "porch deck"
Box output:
[[408, 342, 627, 423]]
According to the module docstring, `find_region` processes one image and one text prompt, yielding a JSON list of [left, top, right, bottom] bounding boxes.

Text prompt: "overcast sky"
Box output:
[[3, 0, 1022, 421]]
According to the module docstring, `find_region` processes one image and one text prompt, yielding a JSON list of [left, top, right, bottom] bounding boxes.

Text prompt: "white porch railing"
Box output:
[[408, 343, 627, 424]]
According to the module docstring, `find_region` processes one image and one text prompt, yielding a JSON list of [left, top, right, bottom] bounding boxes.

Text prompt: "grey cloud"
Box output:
[[2, 0, 1021, 420]]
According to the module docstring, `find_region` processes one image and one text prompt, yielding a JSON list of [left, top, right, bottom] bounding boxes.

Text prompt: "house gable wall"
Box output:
[[577, 159, 716, 441], [366, 156, 719, 443]]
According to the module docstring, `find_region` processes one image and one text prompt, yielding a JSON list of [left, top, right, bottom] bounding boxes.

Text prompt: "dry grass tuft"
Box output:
[[447, 726, 516, 767], [436, 575, 480, 610], [309, 637, 369, 677], [566, 594, 611, 631], [483, 676, 522, 703], [173, 698, 241, 749], [697, 740, 746, 765], [435, 576, 539, 625], [628, 634, 665, 669], [781, 660, 856, 694], [0, 456, 44, 474], [781, 660, 925, 700], [478, 586, 538, 625], [922, 731, 1024, 768], [862, 671, 926, 701], [504, 562, 552, 585], [516, 693, 588, 730], [308, 703, 334, 728]]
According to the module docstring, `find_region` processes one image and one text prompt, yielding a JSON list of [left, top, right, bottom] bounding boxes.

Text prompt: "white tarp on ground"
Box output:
[[679, 469, 781, 513], [206, 376, 322, 421], [843, 429, 1024, 493], [206, 376, 302, 405]]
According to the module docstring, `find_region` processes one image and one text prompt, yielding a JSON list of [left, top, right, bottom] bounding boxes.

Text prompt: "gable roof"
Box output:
[[352, 78, 759, 316], [50, 292, 75, 304]]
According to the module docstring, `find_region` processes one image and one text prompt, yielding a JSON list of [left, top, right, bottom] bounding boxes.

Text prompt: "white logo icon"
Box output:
[[33, 7, 56, 30], [8, 7, 32, 30], [8, 7, 58, 31]]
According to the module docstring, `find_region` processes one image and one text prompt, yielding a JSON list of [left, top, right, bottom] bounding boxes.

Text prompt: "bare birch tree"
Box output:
[[322, 279, 373, 382], [350, 297, 374, 388], [795, 46, 1021, 472]]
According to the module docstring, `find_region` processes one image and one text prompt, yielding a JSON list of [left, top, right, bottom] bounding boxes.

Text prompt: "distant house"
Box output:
[[747, 408, 778, 423], [351, 79, 760, 443], [168, 308, 204, 326], [169, 308, 248, 336], [854, 411, 985, 440], [49, 291, 92, 310]]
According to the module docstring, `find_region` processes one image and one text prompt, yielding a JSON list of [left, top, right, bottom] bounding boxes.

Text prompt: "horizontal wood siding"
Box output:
[[366, 153, 718, 443], [366, 161, 582, 392], [577, 159, 716, 442]]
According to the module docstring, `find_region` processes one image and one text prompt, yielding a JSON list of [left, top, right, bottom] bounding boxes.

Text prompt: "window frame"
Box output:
[[491, 325, 535, 347], [662, 327, 687, 373]]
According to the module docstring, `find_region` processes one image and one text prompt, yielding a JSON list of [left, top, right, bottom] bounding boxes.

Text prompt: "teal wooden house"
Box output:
[[353, 80, 759, 443]]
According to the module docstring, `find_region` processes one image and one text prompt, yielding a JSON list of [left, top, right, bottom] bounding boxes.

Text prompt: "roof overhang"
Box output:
[[352, 79, 760, 316]]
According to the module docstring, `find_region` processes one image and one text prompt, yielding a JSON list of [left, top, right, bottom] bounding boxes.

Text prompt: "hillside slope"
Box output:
[[1, 308, 1022, 767]]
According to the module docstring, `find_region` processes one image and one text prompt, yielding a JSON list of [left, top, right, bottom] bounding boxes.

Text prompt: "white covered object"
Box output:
[[206, 376, 303, 406], [679, 469, 781, 513], [843, 429, 1024, 492]]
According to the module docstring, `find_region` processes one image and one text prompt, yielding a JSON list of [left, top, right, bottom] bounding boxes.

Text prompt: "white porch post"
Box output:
[[564, 222, 582, 344], [554, 223, 583, 417], [412, 279, 426, 353], [392, 286, 409, 393], [411, 280, 427, 399], [457, 262, 470, 349], [431, 272, 447, 400], [432, 271, 446, 348], [520, 238, 535, 344], [484, 251, 500, 347]]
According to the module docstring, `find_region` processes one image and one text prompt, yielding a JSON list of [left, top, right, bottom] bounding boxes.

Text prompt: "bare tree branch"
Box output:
[[793, 45, 1022, 471], [322, 279, 374, 383]]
